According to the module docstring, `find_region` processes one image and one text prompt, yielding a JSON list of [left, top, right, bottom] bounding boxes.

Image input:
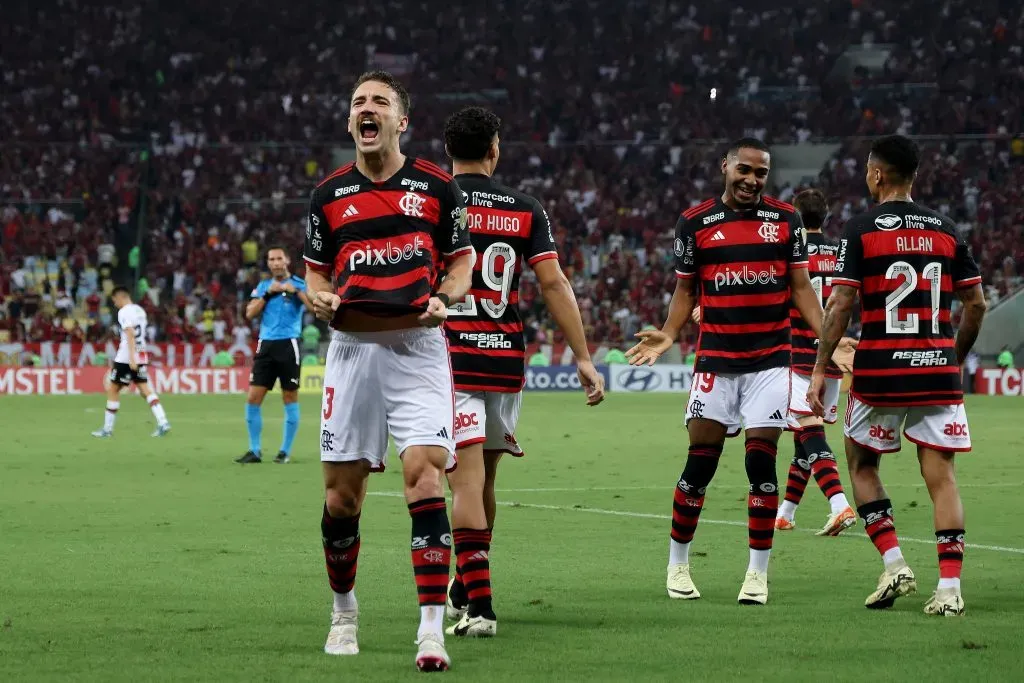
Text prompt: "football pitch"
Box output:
[[2, 392, 1023, 682]]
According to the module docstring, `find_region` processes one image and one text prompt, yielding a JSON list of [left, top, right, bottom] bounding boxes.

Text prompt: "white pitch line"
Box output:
[[495, 482, 1023, 493], [366, 492, 1024, 555]]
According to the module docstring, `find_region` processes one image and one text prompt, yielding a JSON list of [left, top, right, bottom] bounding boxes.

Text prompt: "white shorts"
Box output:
[[320, 328, 456, 472], [686, 366, 790, 437], [788, 373, 841, 429], [454, 391, 524, 456], [843, 394, 972, 454]]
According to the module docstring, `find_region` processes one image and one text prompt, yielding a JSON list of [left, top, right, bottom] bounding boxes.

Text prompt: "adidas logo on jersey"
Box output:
[[436, 427, 450, 439], [709, 230, 726, 241], [343, 205, 359, 218], [769, 410, 785, 421]]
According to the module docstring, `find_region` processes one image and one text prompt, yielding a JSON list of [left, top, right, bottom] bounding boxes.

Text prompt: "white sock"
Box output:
[[147, 394, 168, 425], [937, 577, 961, 591], [668, 539, 690, 566], [828, 492, 850, 515], [104, 401, 119, 432], [749, 548, 771, 574], [777, 500, 798, 521], [882, 547, 905, 568], [333, 589, 357, 613], [417, 605, 444, 639]]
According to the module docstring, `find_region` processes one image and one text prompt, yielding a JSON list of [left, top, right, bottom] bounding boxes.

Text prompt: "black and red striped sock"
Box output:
[[409, 498, 452, 607], [936, 529, 965, 588], [858, 499, 904, 565], [670, 444, 723, 552], [784, 431, 811, 505], [321, 505, 361, 596], [745, 437, 779, 562], [454, 528, 494, 618], [799, 425, 847, 502]]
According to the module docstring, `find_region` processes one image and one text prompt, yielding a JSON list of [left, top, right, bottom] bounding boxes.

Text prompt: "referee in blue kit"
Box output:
[[237, 246, 315, 464]]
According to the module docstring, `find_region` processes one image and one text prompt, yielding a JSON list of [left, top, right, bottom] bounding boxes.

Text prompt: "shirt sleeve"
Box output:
[[673, 213, 697, 279], [250, 280, 266, 299], [952, 233, 982, 289], [527, 199, 559, 267], [832, 220, 864, 288], [788, 211, 807, 268], [303, 187, 334, 273], [437, 178, 474, 258]]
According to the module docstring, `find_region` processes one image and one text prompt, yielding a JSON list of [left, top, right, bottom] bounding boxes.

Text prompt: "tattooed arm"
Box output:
[[814, 285, 857, 370]]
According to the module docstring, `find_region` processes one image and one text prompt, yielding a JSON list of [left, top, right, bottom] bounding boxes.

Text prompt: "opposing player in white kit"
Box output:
[[303, 71, 475, 671], [439, 107, 605, 637], [91, 286, 171, 438]]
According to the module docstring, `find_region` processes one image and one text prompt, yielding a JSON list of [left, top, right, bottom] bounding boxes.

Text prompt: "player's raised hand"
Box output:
[[691, 306, 702, 324], [417, 296, 448, 327], [268, 281, 283, 294], [625, 329, 673, 367], [313, 291, 341, 322], [281, 282, 297, 294], [831, 336, 859, 374], [806, 370, 827, 417], [576, 360, 605, 406]]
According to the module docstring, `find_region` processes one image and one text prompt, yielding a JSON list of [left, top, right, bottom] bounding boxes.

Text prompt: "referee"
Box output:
[[236, 246, 314, 464]]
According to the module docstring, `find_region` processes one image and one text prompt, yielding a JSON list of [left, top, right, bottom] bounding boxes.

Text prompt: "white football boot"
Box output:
[[865, 564, 917, 609], [415, 632, 451, 672], [738, 569, 769, 605], [924, 588, 965, 617], [666, 564, 701, 599], [446, 612, 497, 637], [324, 610, 359, 655]]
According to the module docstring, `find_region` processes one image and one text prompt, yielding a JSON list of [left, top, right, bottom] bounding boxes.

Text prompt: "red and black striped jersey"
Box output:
[[790, 231, 842, 378], [674, 196, 807, 374], [444, 173, 559, 393], [303, 157, 474, 323], [832, 201, 982, 407]]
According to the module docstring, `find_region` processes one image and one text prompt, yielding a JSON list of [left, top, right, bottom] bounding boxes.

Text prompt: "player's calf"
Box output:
[[777, 432, 810, 528], [321, 505, 361, 655], [744, 437, 778, 574], [667, 444, 721, 599]]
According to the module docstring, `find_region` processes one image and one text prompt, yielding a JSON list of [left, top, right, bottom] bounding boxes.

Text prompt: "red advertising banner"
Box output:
[[0, 342, 257, 367], [974, 368, 1024, 396], [0, 367, 250, 395]]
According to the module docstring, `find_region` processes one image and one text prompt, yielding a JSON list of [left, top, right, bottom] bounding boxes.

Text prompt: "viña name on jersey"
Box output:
[[444, 174, 559, 392]]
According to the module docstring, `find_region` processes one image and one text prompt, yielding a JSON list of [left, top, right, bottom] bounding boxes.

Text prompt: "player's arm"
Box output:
[[789, 267, 823, 338], [952, 235, 987, 364], [626, 213, 697, 366], [303, 188, 340, 322], [421, 179, 476, 326], [291, 278, 316, 313], [246, 284, 267, 320], [815, 284, 856, 369]]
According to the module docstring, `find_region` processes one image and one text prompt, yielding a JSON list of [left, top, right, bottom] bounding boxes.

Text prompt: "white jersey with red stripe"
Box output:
[[444, 173, 559, 392], [115, 303, 149, 364]]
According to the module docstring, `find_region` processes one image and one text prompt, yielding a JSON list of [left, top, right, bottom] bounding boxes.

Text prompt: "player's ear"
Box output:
[[397, 114, 409, 134], [721, 157, 728, 175]]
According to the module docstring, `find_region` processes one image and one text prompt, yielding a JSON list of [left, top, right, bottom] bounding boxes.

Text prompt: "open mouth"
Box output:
[[736, 186, 757, 201], [358, 119, 380, 143]]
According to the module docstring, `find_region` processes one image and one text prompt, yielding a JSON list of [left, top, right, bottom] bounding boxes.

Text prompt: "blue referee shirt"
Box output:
[[251, 274, 307, 340]]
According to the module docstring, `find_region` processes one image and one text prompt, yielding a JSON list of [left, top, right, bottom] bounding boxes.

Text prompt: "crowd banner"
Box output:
[[975, 368, 1024, 396], [524, 365, 610, 392], [0, 366, 250, 395]]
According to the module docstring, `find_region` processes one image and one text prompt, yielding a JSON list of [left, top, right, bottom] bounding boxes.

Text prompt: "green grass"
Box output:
[[2, 393, 1023, 682]]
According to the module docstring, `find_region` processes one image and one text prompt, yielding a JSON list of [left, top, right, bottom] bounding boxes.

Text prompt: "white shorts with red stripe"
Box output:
[[320, 328, 456, 471], [686, 366, 790, 436], [454, 390, 524, 456], [788, 372, 841, 428], [843, 393, 971, 454]]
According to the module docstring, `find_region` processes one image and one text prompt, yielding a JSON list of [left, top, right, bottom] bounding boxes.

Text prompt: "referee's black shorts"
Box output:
[[251, 339, 301, 391]]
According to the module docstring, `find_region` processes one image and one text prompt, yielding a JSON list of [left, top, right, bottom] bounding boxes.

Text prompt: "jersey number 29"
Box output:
[[447, 242, 516, 319]]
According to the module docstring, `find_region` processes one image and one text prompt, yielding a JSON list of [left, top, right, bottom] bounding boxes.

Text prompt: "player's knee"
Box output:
[[679, 447, 721, 493], [744, 444, 778, 487], [325, 487, 361, 518]]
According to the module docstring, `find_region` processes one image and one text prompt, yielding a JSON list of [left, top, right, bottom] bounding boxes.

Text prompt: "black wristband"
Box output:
[[263, 292, 275, 302], [435, 292, 450, 307]]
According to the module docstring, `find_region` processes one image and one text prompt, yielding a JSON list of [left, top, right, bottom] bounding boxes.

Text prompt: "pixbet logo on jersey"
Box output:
[[713, 265, 778, 291], [348, 236, 425, 270]]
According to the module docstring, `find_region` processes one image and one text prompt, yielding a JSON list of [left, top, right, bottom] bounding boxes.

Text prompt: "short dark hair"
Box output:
[[793, 189, 829, 229], [352, 70, 411, 115], [726, 137, 771, 159], [111, 285, 130, 298], [266, 245, 289, 259], [444, 107, 502, 161], [869, 135, 919, 181]]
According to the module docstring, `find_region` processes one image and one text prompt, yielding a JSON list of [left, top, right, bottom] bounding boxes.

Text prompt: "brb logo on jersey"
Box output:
[[713, 265, 778, 291], [399, 192, 426, 217], [348, 236, 425, 270]]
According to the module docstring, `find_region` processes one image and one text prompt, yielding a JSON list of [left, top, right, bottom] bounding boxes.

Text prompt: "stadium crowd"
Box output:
[[1, 0, 1022, 352]]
